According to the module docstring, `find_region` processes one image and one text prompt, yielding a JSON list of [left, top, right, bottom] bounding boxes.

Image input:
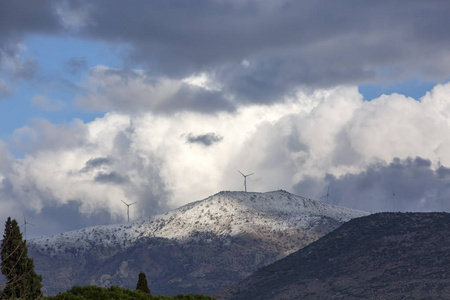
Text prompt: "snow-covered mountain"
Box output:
[[31, 190, 367, 253], [28, 190, 369, 296]]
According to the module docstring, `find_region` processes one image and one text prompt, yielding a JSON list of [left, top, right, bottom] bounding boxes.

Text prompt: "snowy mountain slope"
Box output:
[[28, 190, 369, 296], [140, 190, 368, 239], [30, 190, 368, 255]]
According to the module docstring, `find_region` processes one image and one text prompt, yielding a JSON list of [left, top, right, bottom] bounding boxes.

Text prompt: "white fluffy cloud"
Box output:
[[3, 83, 450, 236]]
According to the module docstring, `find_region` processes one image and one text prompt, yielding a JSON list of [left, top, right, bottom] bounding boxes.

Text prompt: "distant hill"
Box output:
[[28, 190, 367, 296], [219, 212, 450, 300]]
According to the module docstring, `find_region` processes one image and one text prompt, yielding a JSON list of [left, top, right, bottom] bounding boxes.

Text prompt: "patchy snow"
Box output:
[[29, 190, 369, 255]]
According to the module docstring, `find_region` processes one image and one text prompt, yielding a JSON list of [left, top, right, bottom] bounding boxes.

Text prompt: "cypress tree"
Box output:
[[0, 217, 43, 299], [135, 272, 150, 294]]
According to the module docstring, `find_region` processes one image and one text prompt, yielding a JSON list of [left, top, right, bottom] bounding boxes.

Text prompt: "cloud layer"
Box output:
[[2, 83, 450, 237], [2, 1, 450, 237], [74, 0, 450, 111], [2, 1, 450, 112]]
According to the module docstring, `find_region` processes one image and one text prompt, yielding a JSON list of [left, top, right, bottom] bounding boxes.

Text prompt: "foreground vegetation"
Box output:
[[1, 217, 43, 299], [42, 285, 216, 300]]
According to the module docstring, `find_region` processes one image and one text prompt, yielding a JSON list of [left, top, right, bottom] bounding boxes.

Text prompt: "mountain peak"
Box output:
[[31, 190, 368, 253], [28, 190, 369, 296], [144, 190, 368, 240]]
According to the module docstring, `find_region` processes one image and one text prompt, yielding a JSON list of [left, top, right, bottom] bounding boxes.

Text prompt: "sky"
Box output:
[[2, 0, 450, 238]]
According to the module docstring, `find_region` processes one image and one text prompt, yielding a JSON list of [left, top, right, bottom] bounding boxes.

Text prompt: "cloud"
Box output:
[[0, 1, 59, 43], [294, 156, 450, 213], [1, 114, 169, 234], [2, 1, 450, 107], [32, 200, 117, 236], [18, 200, 120, 238], [3, 83, 450, 237], [75, 66, 234, 113], [11, 118, 88, 154], [0, 79, 11, 99], [436, 165, 450, 180], [70, 0, 450, 102], [31, 95, 65, 112], [186, 133, 223, 146], [0, 43, 38, 80], [94, 171, 129, 185], [81, 156, 114, 172], [54, 1, 92, 31], [65, 56, 88, 75], [2, 1, 450, 238]]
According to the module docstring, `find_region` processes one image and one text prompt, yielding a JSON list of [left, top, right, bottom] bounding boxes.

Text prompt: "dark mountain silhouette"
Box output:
[[220, 212, 450, 300]]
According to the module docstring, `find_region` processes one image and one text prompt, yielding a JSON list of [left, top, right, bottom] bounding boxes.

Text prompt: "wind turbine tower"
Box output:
[[22, 213, 35, 240], [390, 184, 397, 211], [121, 200, 137, 222], [320, 185, 336, 204], [238, 170, 254, 192]]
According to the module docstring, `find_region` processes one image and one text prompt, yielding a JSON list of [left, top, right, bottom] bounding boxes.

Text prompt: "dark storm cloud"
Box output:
[[81, 157, 114, 172], [186, 133, 223, 146], [436, 166, 450, 179], [409, 157, 432, 168], [76, 0, 450, 104], [167, 84, 235, 114], [294, 157, 450, 213], [27, 201, 118, 238], [76, 67, 236, 114], [0, 1, 60, 85], [94, 171, 129, 185], [0, 0, 60, 42], [3, 0, 450, 110]]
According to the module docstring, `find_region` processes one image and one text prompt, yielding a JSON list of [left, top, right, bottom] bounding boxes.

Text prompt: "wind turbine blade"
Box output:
[[121, 200, 128, 205], [130, 202, 137, 206], [238, 170, 245, 176], [247, 173, 254, 177]]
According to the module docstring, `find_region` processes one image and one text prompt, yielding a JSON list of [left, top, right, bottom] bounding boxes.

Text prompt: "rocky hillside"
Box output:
[[28, 190, 368, 296], [220, 212, 450, 300]]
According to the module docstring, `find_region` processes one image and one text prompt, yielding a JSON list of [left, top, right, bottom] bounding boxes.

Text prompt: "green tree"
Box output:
[[1, 217, 43, 299], [135, 272, 150, 294], [42, 285, 217, 300]]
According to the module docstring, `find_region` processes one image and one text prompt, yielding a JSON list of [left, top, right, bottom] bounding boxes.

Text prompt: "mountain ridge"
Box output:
[[28, 190, 369, 296], [220, 212, 450, 300], [30, 190, 368, 252]]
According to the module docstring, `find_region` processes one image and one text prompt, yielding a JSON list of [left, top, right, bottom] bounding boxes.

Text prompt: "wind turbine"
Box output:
[[390, 184, 396, 211], [390, 184, 396, 197], [22, 213, 35, 240], [320, 185, 336, 204], [238, 170, 254, 192], [121, 200, 137, 222]]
